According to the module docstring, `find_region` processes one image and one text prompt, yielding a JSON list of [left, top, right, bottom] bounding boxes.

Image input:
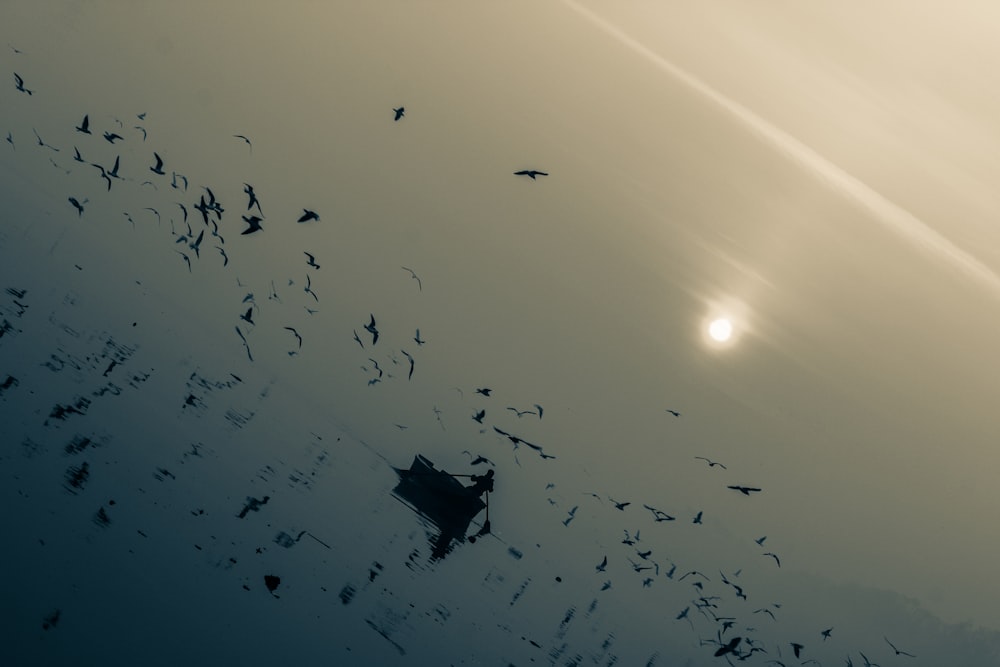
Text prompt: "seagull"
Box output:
[[472, 409, 485, 424], [176, 251, 192, 272], [609, 498, 631, 511], [91, 163, 112, 191], [106, 155, 122, 180], [284, 327, 303, 349], [304, 252, 320, 269], [238, 183, 263, 215], [694, 456, 726, 469], [103, 131, 123, 144], [755, 535, 767, 546], [714, 637, 742, 657], [68, 197, 87, 216], [239, 306, 254, 325], [241, 215, 263, 235], [859, 652, 881, 667], [235, 326, 253, 361], [642, 504, 675, 522], [13, 72, 32, 94], [692, 511, 703, 524], [763, 552, 781, 567], [134, 125, 146, 141], [393, 106, 405, 121], [75, 114, 91, 134], [401, 266, 422, 291], [821, 628, 833, 641], [304, 274, 319, 302], [215, 246, 228, 267], [32, 128, 59, 151], [475, 387, 492, 397], [143, 207, 161, 224], [171, 171, 188, 190], [514, 169, 548, 180], [189, 230, 204, 257], [72, 147, 85, 163], [233, 134, 252, 154], [364, 315, 379, 345], [665, 409, 681, 417], [401, 349, 414, 380], [728, 485, 762, 496], [534, 404, 544, 419], [562, 505, 578, 527], [414, 329, 425, 346], [4, 131, 12, 149], [352, 330, 364, 348], [150, 152, 165, 175], [297, 209, 319, 223], [507, 407, 537, 418], [595, 556, 607, 572], [883, 637, 915, 658], [791, 643, 804, 659]]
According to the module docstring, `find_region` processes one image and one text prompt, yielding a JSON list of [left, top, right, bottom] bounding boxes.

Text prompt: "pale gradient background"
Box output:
[[2, 2, 999, 665]]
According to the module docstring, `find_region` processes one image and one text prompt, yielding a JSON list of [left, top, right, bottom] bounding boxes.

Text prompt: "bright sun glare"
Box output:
[[708, 318, 733, 342]]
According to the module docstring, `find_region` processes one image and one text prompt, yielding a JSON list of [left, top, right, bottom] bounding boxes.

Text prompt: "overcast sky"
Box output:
[[3, 2, 1000, 665]]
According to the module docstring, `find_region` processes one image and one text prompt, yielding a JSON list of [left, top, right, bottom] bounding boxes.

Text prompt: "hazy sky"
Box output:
[[3, 2, 1000, 665]]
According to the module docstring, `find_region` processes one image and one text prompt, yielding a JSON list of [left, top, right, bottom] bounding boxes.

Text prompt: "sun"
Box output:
[[708, 318, 733, 342]]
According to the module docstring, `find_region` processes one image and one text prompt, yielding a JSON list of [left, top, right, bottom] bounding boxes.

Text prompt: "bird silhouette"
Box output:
[[75, 114, 91, 134], [352, 330, 364, 348], [297, 209, 319, 223], [514, 169, 548, 179], [884, 637, 915, 658], [5, 131, 12, 149], [755, 535, 767, 546], [150, 152, 165, 175], [171, 171, 188, 190], [32, 128, 59, 152], [304, 274, 319, 302], [695, 456, 726, 469], [609, 498, 631, 511], [215, 246, 228, 267], [103, 131, 123, 143], [728, 485, 762, 495], [714, 637, 742, 657], [304, 252, 320, 269], [475, 387, 492, 397], [235, 326, 253, 361], [692, 511, 703, 524], [472, 409, 485, 424], [239, 307, 254, 326], [401, 266, 422, 291], [13, 72, 32, 94], [363, 314, 379, 345], [282, 327, 302, 349], [176, 251, 192, 273], [642, 504, 675, 522], [414, 329, 425, 346], [763, 552, 781, 567], [134, 125, 146, 141], [401, 349, 415, 380], [393, 106, 405, 121], [507, 407, 537, 418], [665, 409, 681, 417], [595, 556, 607, 572], [562, 505, 578, 526], [233, 134, 252, 154], [68, 197, 87, 216], [72, 147, 85, 163], [241, 215, 263, 235]]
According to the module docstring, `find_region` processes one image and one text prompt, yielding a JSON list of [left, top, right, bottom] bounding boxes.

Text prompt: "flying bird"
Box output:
[[562, 506, 578, 527], [32, 128, 59, 151], [763, 552, 781, 567], [103, 131, 123, 144], [5, 131, 12, 149], [401, 266, 422, 290], [755, 535, 767, 546], [171, 171, 188, 190], [68, 197, 87, 216], [884, 637, 915, 658], [234, 326, 253, 361], [13, 72, 32, 94], [352, 330, 364, 348], [472, 409, 485, 424], [791, 643, 804, 659], [595, 556, 607, 572], [304, 274, 319, 302], [297, 209, 319, 223], [72, 147, 85, 163], [714, 637, 742, 657], [665, 409, 681, 417], [642, 504, 675, 522], [475, 387, 492, 397], [363, 314, 378, 344], [514, 169, 548, 179], [414, 329, 425, 346], [393, 106, 405, 121], [692, 511, 703, 524], [239, 306, 255, 326], [728, 485, 762, 495], [284, 327, 302, 349], [150, 152, 165, 175], [215, 246, 228, 267], [401, 349, 415, 380], [694, 456, 726, 469], [241, 215, 263, 235], [609, 498, 630, 511], [75, 114, 91, 134], [233, 134, 252, 153], [821, 628, 833, 641], [507, 407, 537, 418], [304, 252, 320, 269], [176, 251, 192, 273], [242, 183, 263, 214], [134, 125, 146, 141]]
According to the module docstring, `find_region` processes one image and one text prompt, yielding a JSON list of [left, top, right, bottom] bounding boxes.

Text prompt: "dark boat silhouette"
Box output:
[[392, 455, 488, 560]]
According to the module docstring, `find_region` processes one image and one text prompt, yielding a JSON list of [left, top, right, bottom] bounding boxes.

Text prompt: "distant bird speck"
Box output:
[[514, 169, 548, 180], [393, 106, 405, 121]]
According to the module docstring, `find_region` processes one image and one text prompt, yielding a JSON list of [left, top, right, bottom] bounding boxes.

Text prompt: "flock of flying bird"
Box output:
[[5, 62, 925, 665]]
